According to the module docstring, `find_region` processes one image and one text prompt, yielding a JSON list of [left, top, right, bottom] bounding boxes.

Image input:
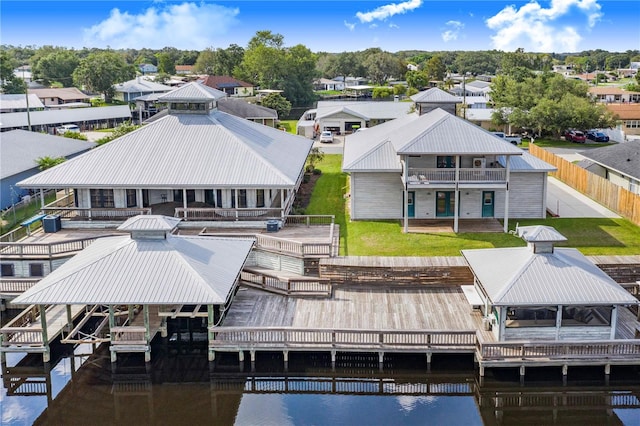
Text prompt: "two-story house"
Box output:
[[342, 89, 555, 233]]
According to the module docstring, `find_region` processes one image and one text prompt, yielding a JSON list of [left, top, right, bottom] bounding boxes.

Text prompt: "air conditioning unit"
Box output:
[[473, 158, 486, 169]]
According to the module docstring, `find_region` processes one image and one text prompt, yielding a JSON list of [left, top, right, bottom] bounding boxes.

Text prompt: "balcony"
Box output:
[[407, 168, 507, 185]]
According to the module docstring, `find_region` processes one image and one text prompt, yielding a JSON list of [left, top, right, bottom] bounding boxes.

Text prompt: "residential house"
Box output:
[[342, 89, 555, 233], [578, 140, 640, 194], [113, 77, 174, 103], [217, 97, 278, 127], [552, 64, 575, 76], [411, 87, 461, 115], [0, 106, 132, 133], [449, 80, 492, 98], [462, 225, 638, 341], [1, 130, 95, 209], [139, 63, 158, 74], [606, 103, 640, 137], [29, 87, 90, 106], [589, 87, 640, 104], [200, 75, 254, 97], [175, 65, 194, 75], [18, 82, 313, 221], [407, 64, 419, 72], [0, 94, 45, 113], [313, 78, 345, 91], [13, 65, 32, 83]]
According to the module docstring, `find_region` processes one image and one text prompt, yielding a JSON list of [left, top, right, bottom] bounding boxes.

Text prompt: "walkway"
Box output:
[[547, 177, 621, 218]]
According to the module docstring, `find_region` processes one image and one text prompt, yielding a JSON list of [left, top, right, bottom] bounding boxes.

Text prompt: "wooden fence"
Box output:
[[529, 144, 640, 225]]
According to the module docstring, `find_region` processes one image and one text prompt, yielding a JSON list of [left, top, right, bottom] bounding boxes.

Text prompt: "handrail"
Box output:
[[0, 278, 40, 294], [40, 207, 151, 219], [0, 237, 103, 258], [241, 270, 332, 296], [175, 207, 283, 221], [407, 168, 506, 184], [285, 215, 335, 226]]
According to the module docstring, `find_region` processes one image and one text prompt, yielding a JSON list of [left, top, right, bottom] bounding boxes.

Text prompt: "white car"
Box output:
[[319, 131, 333, 143], [56, 124, 80, 135]]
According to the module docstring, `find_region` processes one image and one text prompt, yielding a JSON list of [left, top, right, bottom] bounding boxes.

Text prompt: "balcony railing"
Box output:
[[40, 207, 151, 220], [174, 207, 283, 221], [407, 168, 506, 184]]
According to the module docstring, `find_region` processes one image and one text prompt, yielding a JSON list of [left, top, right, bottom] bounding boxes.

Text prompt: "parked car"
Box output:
[[491, 131, 522, 145], [586, 130, 610, 142], [564, 130, 586, 143], [319, 131, 334, 143], [56, 124, 80, 135]]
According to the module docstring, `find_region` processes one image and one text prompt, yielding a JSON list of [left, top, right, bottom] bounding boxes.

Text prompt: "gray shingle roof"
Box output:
[[12, 234, 254, 305], [580, 140, 640, 180], [462, 247, 637, 306], [410, 87, 461, 103], [0, 106, 132, 130], [1, 130, 96, 179], [157, 81, 226, 102], [18, 110, 312, 189]]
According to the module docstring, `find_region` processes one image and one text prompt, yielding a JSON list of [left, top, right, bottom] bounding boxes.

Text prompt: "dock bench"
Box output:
[[20, 214, 47, 236]]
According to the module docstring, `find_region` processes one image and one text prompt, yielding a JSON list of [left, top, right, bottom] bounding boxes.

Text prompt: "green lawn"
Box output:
[[304, 155, 640, 256], [278, 120, 298, 134], [525, 138, 615, 149]]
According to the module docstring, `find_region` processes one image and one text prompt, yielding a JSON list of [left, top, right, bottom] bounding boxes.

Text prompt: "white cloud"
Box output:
[[441, 20, 464, 42], [389, 23, 400, 29], [83, 2, 240, 49], [485, 0, 602, 51], [370, 23, 379, 29], [356, 0, 423, 23], [344, 20, 356, 31]]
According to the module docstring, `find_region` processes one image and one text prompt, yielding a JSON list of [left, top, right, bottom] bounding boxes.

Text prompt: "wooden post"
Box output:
[[40, 189, 45, 208], [555, 305, 562, 340], [610, 306, 618, 339], [39, 305, 50, 363], [503, 157, 511, 233], [183, 189, 188, 218], [108, 305, 117, 363], [403, 155, 409, 233], [128, 305, 134, 323], [66, 305, 73, 332], [143, 305, 151, 363], [454, 156, 460, 233], [208, 305, 215, 362]]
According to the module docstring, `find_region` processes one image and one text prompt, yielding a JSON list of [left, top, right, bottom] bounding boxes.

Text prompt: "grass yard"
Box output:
[[278, 120, 298, 134], [304, 154, 640, 257]]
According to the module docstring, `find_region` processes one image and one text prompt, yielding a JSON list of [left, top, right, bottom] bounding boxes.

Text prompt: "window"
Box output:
[[90, 189, 114, 208], [626, 120, 640, 129], [204, 189, 216, 207], [505, 307, 557, 327], [436, 156, 456, 168], [562, 306, 611, 326], [173, 190, 183, 203], [238, 190, 247, 208], [1, 263, 14, 277], [126, 189, 137, 208], [29, 263, 44, 277], [256, 189, 265, 208], [230, 190, 236, 208]]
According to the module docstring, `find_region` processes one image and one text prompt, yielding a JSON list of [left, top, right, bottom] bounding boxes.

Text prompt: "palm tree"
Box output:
[[36, 156, 65, 171]]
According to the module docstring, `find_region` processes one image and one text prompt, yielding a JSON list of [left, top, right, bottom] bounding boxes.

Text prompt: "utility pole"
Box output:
[[23, 66, 32, 131]]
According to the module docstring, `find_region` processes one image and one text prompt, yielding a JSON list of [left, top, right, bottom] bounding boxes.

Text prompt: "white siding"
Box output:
[[505, 172, 547, 218], [351, 172, 404, 219]]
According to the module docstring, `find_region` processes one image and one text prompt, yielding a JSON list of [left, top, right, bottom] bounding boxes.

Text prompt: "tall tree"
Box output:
[[73, 51, 136, 101], [194, 48, 217, 74], [364, 51, 400, 85], [260, 93, 291, 118], [424, 55, 446, 81], [237, 31, 286, 89], [281, 44, 317, 106], [156, 52, 176, 75], [32, 50, 79, 86], [0, 50, 27, 94]]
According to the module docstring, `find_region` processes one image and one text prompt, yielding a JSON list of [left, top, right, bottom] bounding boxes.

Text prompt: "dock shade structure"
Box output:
[[17, 82, 313, 223], [462, 225, 639, 342], [9, 215, 254, 363]]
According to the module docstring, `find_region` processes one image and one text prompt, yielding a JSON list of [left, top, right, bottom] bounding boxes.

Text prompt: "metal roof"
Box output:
[[158, 81, 226, 102], [0, 94, 45, 111], [0, 106, 132, 130], [580, 140, 640, 181], [1, 130, 96, 179], [343, 109, 527, 172], [29, 87, 90, 101], [517, 225, 567, 242], [410, 88, 461, 103], [217, 97, 278, 119], [316, 100, 412, 121], [497, 152, 556, 172], [118, 215, 181, 232], [12, 234, 254, 305], [113, 78, 173, 94], [461, 247, 638, 306], [18, 110, 312, 189]]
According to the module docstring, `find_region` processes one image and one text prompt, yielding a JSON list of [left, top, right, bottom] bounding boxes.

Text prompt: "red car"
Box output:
[[565, 130, 586, 143]]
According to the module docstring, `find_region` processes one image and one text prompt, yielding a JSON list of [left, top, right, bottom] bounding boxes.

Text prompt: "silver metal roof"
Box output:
[[0, 105, 132, 130], [118, 215, 181, 232], [461, 247, 638, 306], [1, 130, 96, 179], [410, 88, 461, 103], [0, 94, 45, 110], [157, 81, 227, 102], [497, 152, 556, 172], [316, 100, 412, 121], [18, 110, 312, 189], [12, 234, 254, 305], [113, 78, 173, 94], [343, 109, 526, 172], [517, 225, 567, 242]]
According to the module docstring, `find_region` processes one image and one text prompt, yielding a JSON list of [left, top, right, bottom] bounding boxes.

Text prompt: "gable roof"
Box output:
[[12, 234, 254, 305], [462, 246, 637, 306], [113, 78, 173, 94], [0, 94, 45, 111], [29, 87, 90, 101], [603, 103, 640, 120], [118, 215, 181, 232], [201, 75, 253, 89], [217, 97, 277, 119], [1, 130, 96, 179], [517, 225, 567, 242], [410, 88, 461, 103], [580, 140, 640, 180], [18, 109, 312, 189], [0, 105, 132, 130], [316, 100, 412, 121], [157, 81, 226, 102]]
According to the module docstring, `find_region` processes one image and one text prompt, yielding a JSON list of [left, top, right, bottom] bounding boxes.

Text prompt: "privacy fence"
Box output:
[[529, 144, 640, 226]]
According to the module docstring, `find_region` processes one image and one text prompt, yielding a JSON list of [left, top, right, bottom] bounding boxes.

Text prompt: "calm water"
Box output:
[[1, 311, 640, 425]]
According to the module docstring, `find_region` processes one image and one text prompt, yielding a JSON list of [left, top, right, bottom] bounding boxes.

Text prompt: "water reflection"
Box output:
[[0, 341, 639, 425]]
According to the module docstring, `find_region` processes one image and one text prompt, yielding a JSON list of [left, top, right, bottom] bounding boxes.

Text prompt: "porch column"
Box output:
[[403, 155, 409, 233], [40, 189, 45, 208], [555, 305, 562, 339], [503, 156, 511, 233], [280, 190, 285, 219], [454, 156, 460, 233], [182, 189, 187, 218], [39, 305, 50, 363], [137, 189, 143, 208], [87, 189, 92, 220], [66, 305, 73, 332], [143, 305, 151, 363], [610, 306, 618, 339], [108, 305, 116, 363], [208, 305, 216, 362]]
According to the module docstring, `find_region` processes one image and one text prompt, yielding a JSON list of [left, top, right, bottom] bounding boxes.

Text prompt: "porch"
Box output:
[[407, 219, 503, 233], [407, 168, 507, 186]]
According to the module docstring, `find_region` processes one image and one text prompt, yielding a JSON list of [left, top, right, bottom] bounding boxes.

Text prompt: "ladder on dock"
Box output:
[[0, 304, 86, 362]]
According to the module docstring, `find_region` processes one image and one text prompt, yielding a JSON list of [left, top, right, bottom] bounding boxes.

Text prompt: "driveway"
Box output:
[[313, 135, 344, 154], [546, 177, 620, 218]]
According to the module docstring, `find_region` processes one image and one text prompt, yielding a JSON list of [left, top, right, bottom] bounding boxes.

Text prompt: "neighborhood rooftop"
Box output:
[[580, 140, 640, 181]]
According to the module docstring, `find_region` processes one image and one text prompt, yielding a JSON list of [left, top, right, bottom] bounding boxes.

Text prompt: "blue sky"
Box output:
[[1, 0, 639, 53]]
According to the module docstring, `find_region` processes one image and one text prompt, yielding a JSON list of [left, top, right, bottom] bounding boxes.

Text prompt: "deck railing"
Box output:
[[110, 326, 148, 345], [255, 234, 332, 257], [407, 168, 506, 184], [210, 327, 476, 351], [0, 278, 40, 294], [476, 334, 640, 361], [40, 207, 151, 220], [174, 207, 282, 221], [285, 215, 335, 226], [0, 305, 43, 346], [241, 270, 332, 296], [0, 237, 101, 258]]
